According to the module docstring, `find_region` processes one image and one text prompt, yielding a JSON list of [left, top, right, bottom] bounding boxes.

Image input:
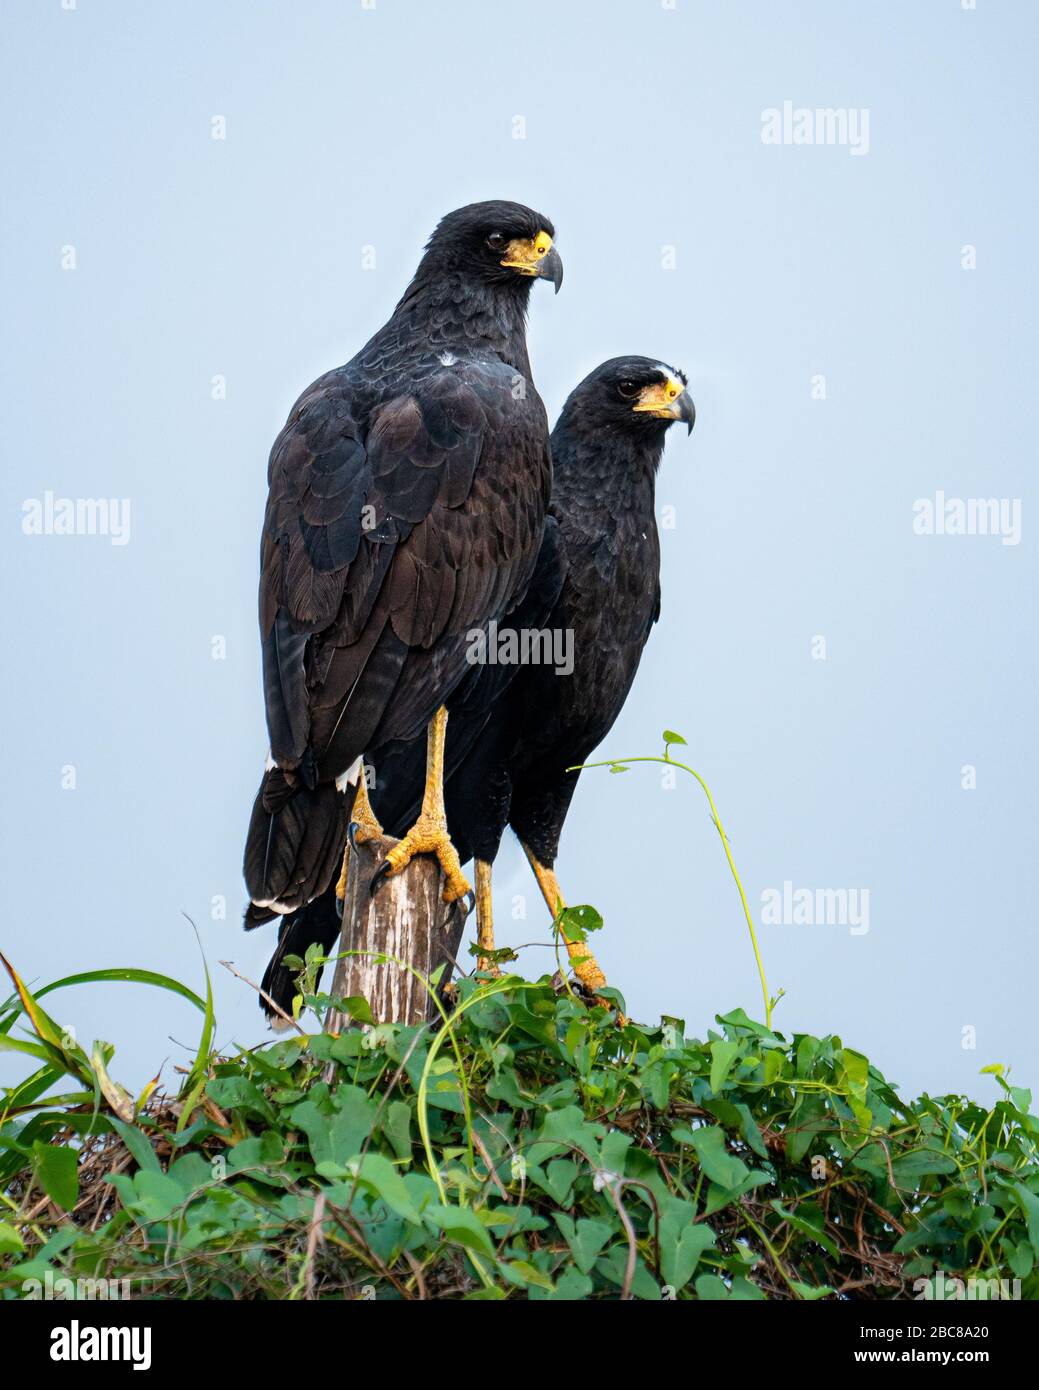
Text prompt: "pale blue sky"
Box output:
[[2, 0, 1035, 1100]]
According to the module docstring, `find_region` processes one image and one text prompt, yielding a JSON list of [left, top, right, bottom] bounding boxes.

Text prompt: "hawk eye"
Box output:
[[617, 380, 640, 400], [486, 232, 505, 250]]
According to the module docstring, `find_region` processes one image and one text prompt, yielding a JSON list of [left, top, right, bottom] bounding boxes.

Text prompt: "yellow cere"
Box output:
[[500, 230, 554, 273], [632, 376, 686, 416]]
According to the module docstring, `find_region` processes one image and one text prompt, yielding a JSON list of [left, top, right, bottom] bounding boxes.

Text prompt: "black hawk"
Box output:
[[242, 201, 563, 941], [259, 357, 694, 1020]]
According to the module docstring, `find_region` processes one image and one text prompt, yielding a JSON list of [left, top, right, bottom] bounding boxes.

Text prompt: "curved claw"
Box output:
[[369, 860, 393, 897], [457, 889, 476, 919]]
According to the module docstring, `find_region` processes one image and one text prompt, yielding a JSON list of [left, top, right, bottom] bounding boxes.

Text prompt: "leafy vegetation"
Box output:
[[1, 733, 1032, 1300], [2, 951, 1037, 1300]]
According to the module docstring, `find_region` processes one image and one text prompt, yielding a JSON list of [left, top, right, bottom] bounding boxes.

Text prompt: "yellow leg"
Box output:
[[520, 843, 607, 994], [335, 766, 384, 900], [475, 859, 499, 975], [378, 707, 471, 903]]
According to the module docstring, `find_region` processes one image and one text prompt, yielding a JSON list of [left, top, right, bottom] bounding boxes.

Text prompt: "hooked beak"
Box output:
[[534, 244, 564, 294], [501, 231, 564, 293], [674, 389, 696, 434], [632, 375, 696, 434]]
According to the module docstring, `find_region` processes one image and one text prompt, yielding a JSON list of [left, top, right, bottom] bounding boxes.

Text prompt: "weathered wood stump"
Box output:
[[324, 832, 468, 1033]]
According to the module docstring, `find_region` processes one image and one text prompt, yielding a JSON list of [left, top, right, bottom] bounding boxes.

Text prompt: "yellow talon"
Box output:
[[351, 770, 384, 844], [377, 706, 471, 904], [475, 859, 499, 975], [336, 766, 384, 900], [382, 812, 471, 903], [521, 843, 609, 997]]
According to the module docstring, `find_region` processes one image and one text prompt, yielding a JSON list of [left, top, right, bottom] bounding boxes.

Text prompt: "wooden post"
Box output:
[[324, 832, 468, 1032]]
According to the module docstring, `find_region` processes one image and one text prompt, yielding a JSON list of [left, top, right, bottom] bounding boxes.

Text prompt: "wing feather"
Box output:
[[257, 360, 549, 782]]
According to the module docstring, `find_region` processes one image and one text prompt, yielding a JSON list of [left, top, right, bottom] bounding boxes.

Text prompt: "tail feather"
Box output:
[[243, 771, 351, 917], [259, 888, 342, 1028]]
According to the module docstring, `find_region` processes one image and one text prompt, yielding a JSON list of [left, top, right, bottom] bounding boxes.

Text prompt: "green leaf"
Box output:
[[709, 1040, 741, 1093], [1005, 1239, 1033, 1280], [556, 905, 603, 943], [598, 1245, 661, 1300], [530, 1105, 602, 1165], [167, 1152, 212, 1195], [1009, 1086, 1033, 1115], [734, 1103, 769, 1159], [32, 968, 206, 1014], [32, 1142, 79, 1211], [424, 1204, 496, 1259], [599, 1130, 633, 1176], [785, 1095, 829, 1163], [791, 1281, 834, 1300], [500, 1259, 554, 1290], [0, 1035, 57, 1064], [703, 1169, 769, 1215], [349, 1153, 421, 1223], [531, 1159, 578, 1206], [555, 1214, 612, 1274], [1011, 1182, 1039, 1256], [124, 1170, 186, 1223], [0, 1222, 25, 1255], [382, 1101, 413, 1161], [715, 1007, 784, 1043], [109, 1118, 163, 1174], [331, 995, 376, 1026], [763, 1049, 785, 1085], [677, 1125, 748, 1188], [206, 1076, 276, 1126], [890, 1150, 958, 1185], [182, 949, 215, 1100], [770, 1200, 839, 1258], [545, 1269, 593, 1301], [839, 1047, 870, 1100], [663, 729, 687, 746], [289, 1087, 376, 1169], [0, 954, 93, 1087], [658, 1199, 715, 1291]]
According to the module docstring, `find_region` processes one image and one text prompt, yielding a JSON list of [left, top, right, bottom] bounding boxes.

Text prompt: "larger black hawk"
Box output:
[[242, 201, 563, 940], [259, 356, 694, 1020]]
